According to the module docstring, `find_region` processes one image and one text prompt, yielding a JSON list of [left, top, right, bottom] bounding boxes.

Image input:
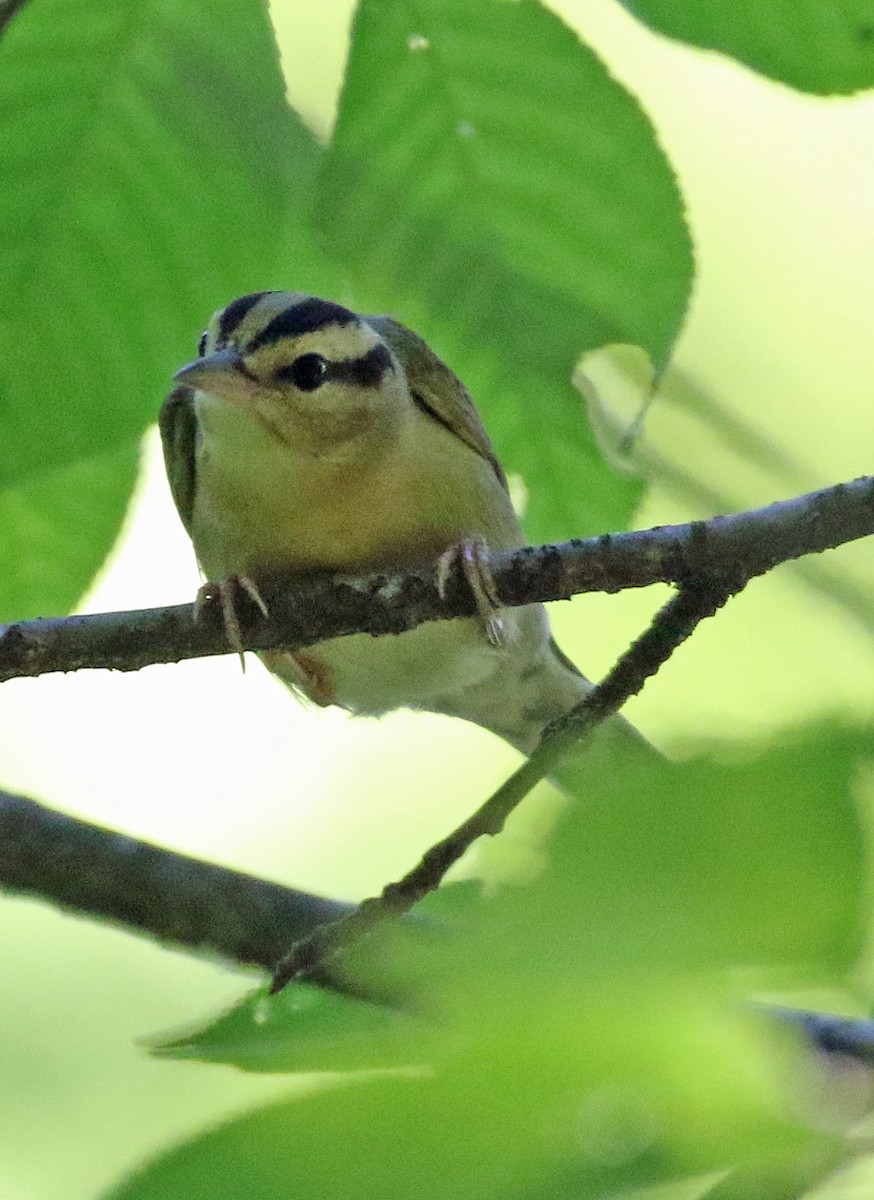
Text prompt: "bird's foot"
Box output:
[[436, 537, 505, 647], [195, 573, 269, 671]]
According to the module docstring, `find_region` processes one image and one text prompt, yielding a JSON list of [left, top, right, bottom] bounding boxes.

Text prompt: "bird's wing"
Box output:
[[365, 315, 508, 492], [158, 386, 199, 535]]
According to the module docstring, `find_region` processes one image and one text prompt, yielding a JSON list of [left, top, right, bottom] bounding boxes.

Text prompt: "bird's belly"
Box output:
[[261, 615, 500, 716]]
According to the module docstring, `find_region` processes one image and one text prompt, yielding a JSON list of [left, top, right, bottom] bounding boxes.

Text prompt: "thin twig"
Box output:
[[270, 579, 736, 990], [0, 474, 872, 683]]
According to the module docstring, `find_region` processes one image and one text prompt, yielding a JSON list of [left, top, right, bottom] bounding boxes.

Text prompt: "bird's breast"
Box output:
[[190, 398, 520, 582]]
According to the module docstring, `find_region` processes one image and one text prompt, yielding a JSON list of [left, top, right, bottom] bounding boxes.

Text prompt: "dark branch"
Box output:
[[0, 474, 872, 682], [0, 787, 352, 972]]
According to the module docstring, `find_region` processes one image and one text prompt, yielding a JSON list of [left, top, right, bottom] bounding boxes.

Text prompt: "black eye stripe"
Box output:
[[217, 291, 276, 347], [325, 344, 393, 388], [247, 299, 358, 352]]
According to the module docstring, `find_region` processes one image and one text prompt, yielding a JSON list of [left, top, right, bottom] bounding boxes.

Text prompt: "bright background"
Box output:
[[2, 1, 874, 1196]]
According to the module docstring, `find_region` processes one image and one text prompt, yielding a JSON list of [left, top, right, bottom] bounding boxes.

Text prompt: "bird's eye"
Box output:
[[275, 353, 329, 392], [197, 332, 208, 357]]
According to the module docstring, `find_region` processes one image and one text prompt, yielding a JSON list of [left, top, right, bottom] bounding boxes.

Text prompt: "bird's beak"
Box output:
[[173, 348, 256, 404]]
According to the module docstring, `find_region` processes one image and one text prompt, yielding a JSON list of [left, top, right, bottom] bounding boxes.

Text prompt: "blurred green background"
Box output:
[[2, 0, 874, 1196]]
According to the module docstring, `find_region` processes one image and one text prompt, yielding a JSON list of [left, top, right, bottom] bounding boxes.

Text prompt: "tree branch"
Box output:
[[1, 474, 872, 682], [0, 786, 352, 972]]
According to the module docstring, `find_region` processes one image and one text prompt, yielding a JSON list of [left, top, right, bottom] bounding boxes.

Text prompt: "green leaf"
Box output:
[[0, 0, 326, 491], [0, 0, 339, 614], [619, 0, 874, 95], [318, 0, 692, 541], [0, 440, 140, 620]]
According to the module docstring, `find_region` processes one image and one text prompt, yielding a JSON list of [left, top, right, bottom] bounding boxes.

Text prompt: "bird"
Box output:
[[160, 290, 647, 759]]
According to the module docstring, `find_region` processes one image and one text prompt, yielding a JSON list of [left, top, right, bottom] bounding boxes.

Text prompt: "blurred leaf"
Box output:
[[619, 0, 874, 94], [0, 439, 140, 620], [111, 997, 820, 1200], [318, 0, 692, 541], [154, 728, 866, 1085], [137, 729, 867, 1196], [542, 726, 868, 978], [106, 1077, 556, 1200]]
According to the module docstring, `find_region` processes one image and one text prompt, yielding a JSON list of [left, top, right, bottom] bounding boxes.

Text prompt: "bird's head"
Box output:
[[174, 291, 408, 454]]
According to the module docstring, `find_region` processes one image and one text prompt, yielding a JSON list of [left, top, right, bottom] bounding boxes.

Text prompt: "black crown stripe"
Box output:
[[247, 298, 358, 352]]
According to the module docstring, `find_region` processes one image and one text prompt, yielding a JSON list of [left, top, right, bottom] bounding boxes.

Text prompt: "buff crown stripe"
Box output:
[[217, 292, 275, 347]]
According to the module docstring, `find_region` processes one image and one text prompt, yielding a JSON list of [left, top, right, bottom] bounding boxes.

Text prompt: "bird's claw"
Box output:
[[195, 574, 268, 671], [436, 537, 506, 647]]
